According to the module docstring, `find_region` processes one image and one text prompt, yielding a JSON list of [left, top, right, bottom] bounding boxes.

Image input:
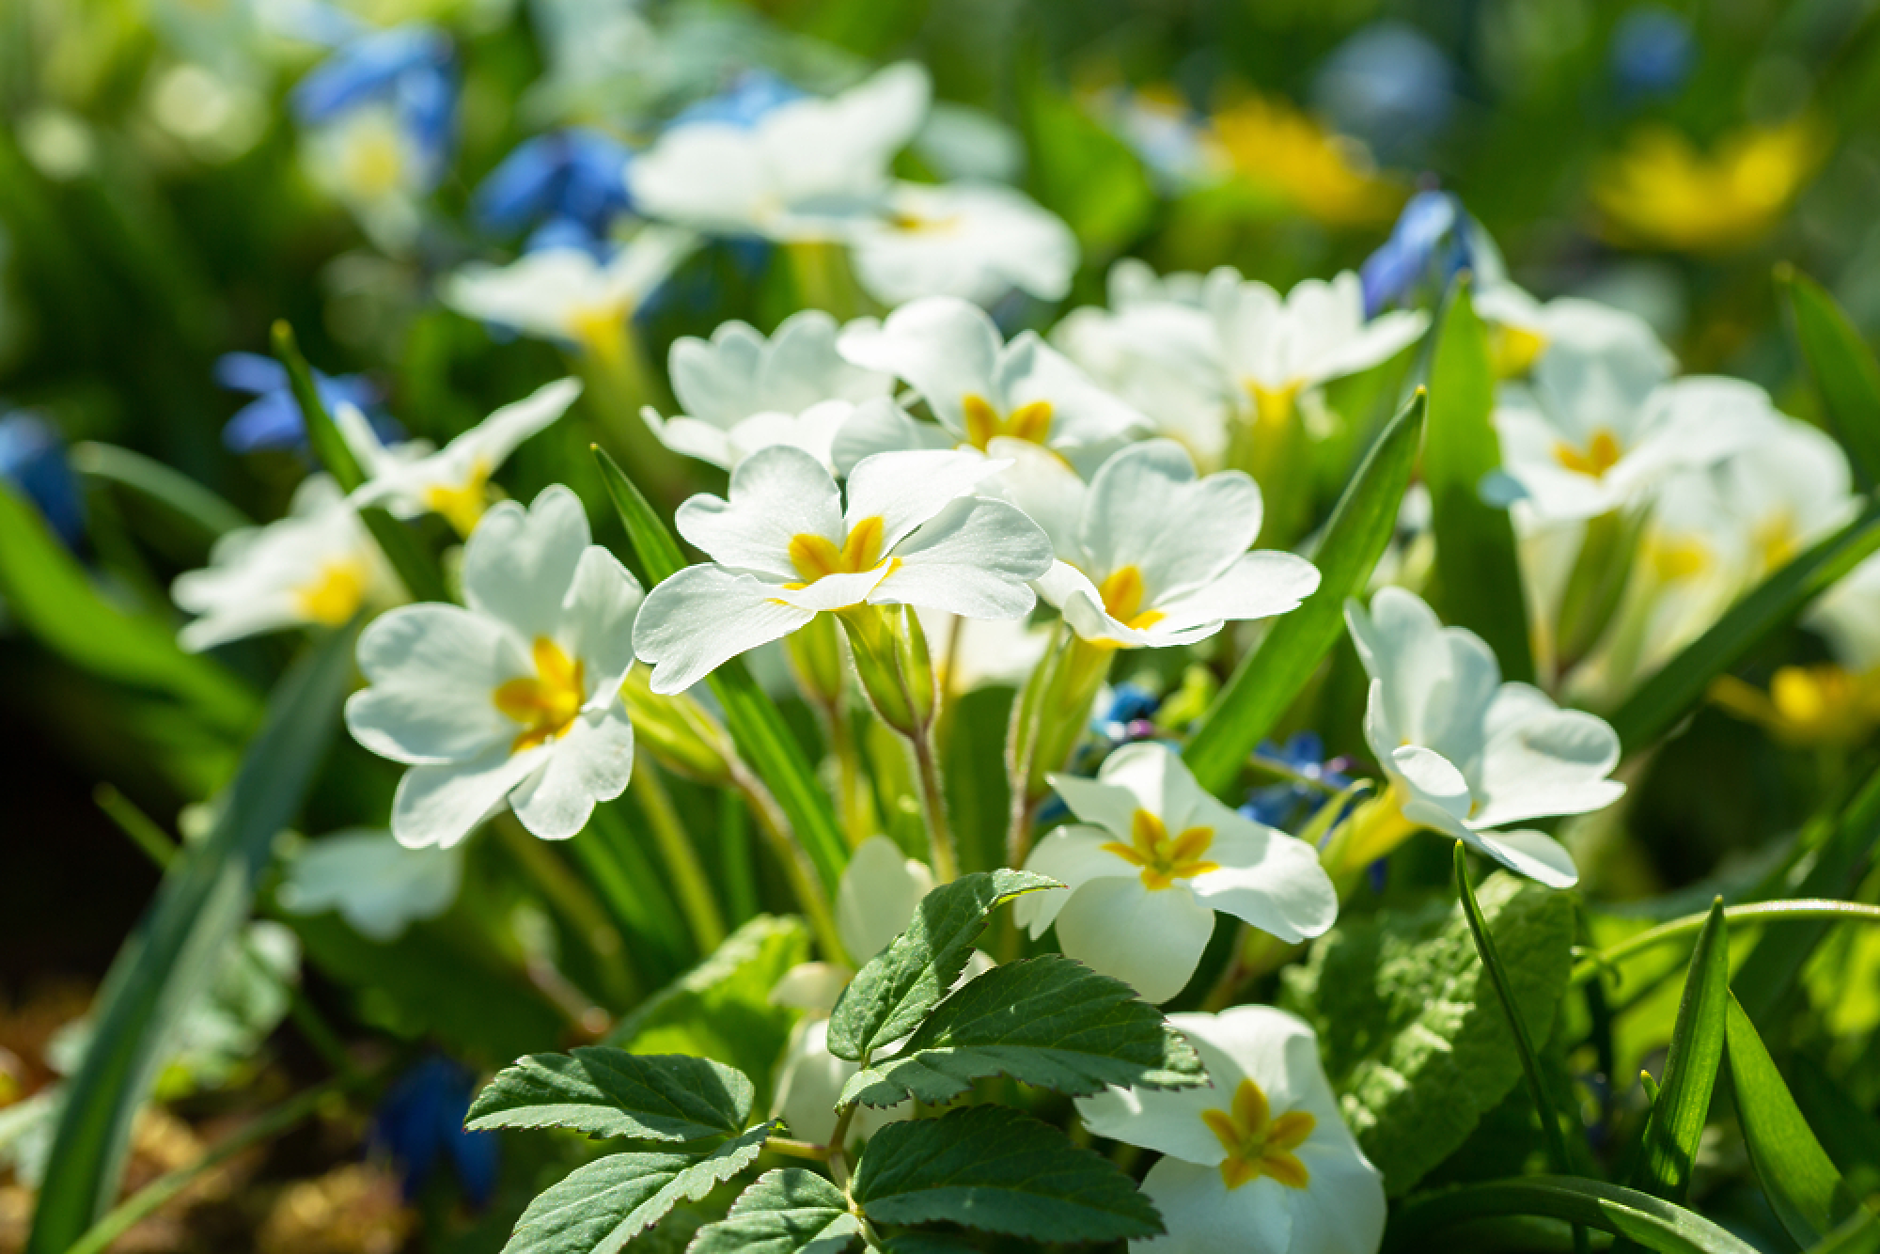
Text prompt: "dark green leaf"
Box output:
[[26, 626, 355, 1254], [1790, 1055, 1880, 1199], [827, 871, 1059, 1062], [1280, 871, 1574, 1194], [1387, 1176, 1762, 1254], [1185, 389, 1425, 795], [875, 1236, 980, 1254], [468, 1050, 754, 1143], [1780, 266, 1880, 488], [687, 1169, 860, 1254], [852, 1106, 1160, 1244], [1631, 900, 1729, 1203], [840, 955, 1203, 1107], [501, 1123, 773, 1254], [1805, 1212, 1880, 1254]]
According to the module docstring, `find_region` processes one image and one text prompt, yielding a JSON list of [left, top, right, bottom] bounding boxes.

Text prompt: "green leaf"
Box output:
[[851, 1106, 1160, 1244], [1806, 1212, 1880, 1254], [1185, 389, 1426, 795], [25, 626, 356, 1254], [1790, 1055, 1880, 1199], [1387, 1176, 1762, 1254], [1016, 81, 1154, 255], [1723, 994, 1872, 1248], [593, 445, 848, 892], [1610, 498, 1880, 754], [1424, 283, 1532, 682], [501, 1123, 773, 1254], [468, 1050, 754, 1143], [840, 955, 1204, 1107], [827, 871, 1060, 1062], [1279, 871, 1574, 1194], [874, 1236, 980, 1254], [71, 441, 251, 540], [1631, 899, 1728, 1204], [687, 1170, 860, 1254], [1780, 265, 1880, 488]]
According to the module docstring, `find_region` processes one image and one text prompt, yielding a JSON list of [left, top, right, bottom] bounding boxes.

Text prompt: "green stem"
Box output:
[[94, 783, 180, 869], [1571, 898, 1880, 985], [731, 762, 850, 966], [632, 752, 727, 953], [495, 815, 637, 1009], [911, 723, 959, 883]]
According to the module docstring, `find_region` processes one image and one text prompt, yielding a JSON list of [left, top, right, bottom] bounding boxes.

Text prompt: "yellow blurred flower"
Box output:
[[1711, 663, 1880, 746], [1211, 93, 1404, 227], [1592, 118, 1827, 253]]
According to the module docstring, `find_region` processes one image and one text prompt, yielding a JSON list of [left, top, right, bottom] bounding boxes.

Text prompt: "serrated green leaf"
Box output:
[[827, 871, 1060, 1062], [840, 955, 1203, 1108], [1631, 900, 1728, 1204], [1780, 266, 1880, 488], [468, 1050, 753, 1143], [1723, 994, 1872, 1248], [1388, 1176, 1761, 1254], [1279, 871, 1573, 1194], [1185, 390, 1425, 796], [852, 1106, 1160, 1244], [1425, 282, 1532, 681], [687, 1169, 860, 1254], [875, 1235, 980, 1254], [502, 1123, 774, 1254]]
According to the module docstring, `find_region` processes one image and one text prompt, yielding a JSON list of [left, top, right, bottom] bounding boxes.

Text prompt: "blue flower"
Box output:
[[1238, 732, 1355, 832], [215, 352, 396, 454], [1610, 6, 1694, 101], [0, 412, 85, 550], [291, 25, 457, 188], [371, 1056, 498, 1207], [473, 128, 635, 250], [1359, 189, 1471, 317], [669, 69, 804, 130], [1312, 21, 1454, 165]]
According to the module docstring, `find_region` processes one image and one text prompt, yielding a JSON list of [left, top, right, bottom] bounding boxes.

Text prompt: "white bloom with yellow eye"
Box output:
[[632, 446, 1053, 695], [641, 311, 893, 472], [344, 485, 643, 849], [833, 295, 1147, 470], [628, 63, 931, 242], [1016, 745, 1336, 1004], [1077, 1006, 1385, 1254], [1346, 587, 1624, 888], [1472, 284, 1668, 380], [1809, 551, 1880, 675], [173, 476, 400, 652], [1000, 440, 1320, 648], [300, 101, 430, 252], [343, 377, 583, 537], [847, 181, 1079, 308], [441, 227, 699, 356]]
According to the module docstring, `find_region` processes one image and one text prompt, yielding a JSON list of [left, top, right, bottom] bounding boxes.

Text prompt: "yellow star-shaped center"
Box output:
[[1100, 808, 1219, 891], [494, 637, 586, 752], [1552, 427, 1624, 479], [962, 393, 1054, 451], [1201, 1077, 1315, 1191]]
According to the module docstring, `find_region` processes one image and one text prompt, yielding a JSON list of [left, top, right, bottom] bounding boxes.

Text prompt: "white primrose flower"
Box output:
[[345, 485, 643, 849], [1472, 283, 1668, 380], [1000, 439, 1320, 648], [847, 181, 1080, 308], [1077, 1006, 1385, 1254], [632, 445, 1054, 695], [1809, 549, 1880, 675], [341, 377, 583, 536], [833, 295, 1148, 471], [173, 476, 401, 652], [301, 102, 432, 253], [277, 828, 463, 942], [641, 311, 893, 472], [1015, 745, 1337, 1004], [441, 227, 700, 356], [627, 62, 931, 242], [1345, 587, 1625, 888]]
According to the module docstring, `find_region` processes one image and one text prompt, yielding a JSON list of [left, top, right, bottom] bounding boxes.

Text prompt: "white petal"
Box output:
[[1391, 745, 1474, 829], [1132, 1158, 1292, 1254], [1286, 1142, 1389, 1254], [391, 745, 547, 850], [1014, 826, 1133, 936], [1188, 826, 1338, 944], [277, 829, 463, 942], [844, 448, 1004, 552], [1470, 828, 1581, 888], [986, 438, 1087, 560], [462, 486, 591, 644], [868, 498, 1051, 619], [1054, 877, 1216, 1004], [644, 410, 735, 469], [835, 835, 935, 961], [1347, 587, 1500, 766], [836, 296, 1001, 436], [1080, 441, 1263, 600], [998, 332, 1149, 449], [772, 567, 893, 612], [633, 565, 817, 694], [347, 603, 524, 764], [452, 377, 582, 468], [675, 445, 845, 579], [1147, 551, 1320, 635], [1469, 692, 1624, 830], [830, 397, 953, 473], [669, 320, 766, 426], [508, 703, 636, 840], [559, 546, 644, 699], [1047, 766, 1147, 843]]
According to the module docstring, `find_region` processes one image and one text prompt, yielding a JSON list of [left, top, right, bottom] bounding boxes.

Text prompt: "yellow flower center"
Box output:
[[424, 458, 492, 538], [1752, 510, 1798, 574], [1488, 323, 1548, 379], [1248, 381, 1301, 432], [493, 637, 587, 752], [889, 211, 963, 234], [1097, 565, 1166, 632], [1201, 1077, 1316, 1191], [1553, 428, 1624, 479], [1647, 535, 1710, 582], [1100, 808, 1219, 891], [784, 515, 902, 594], [339, 121, 406, 200], [295, 560, 368, 626], [566, 302, 631, 365], [962, 394, 1054, 451]]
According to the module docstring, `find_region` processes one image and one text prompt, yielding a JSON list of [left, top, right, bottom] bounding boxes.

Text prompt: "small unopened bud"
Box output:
[[620, 665, 734, 786]]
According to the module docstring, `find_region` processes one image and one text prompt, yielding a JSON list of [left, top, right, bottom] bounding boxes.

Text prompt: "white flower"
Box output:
[[441, 228, 700, 354], [1472, 284, 1667, 379], [1808, 549, 1880, 674], [173, 476, 401, 652], [632, 446, 1054, 694], [641, 311, 893, 472], [1015, 744, 1337, 1004], [345, 485, 643, 849], [627, 63, 931, 242], [1001, 440, 1321, 648], [301, 102, 430, 253], [1691, 413, 1857, 582], [1345, 587, 1625, 888], [343, 377, 583, 536], [1077, 1006, 1385, 1254], [277, 828, 463, 941], [833, 295, 1148, 470], [846, 181, 1079, 308]]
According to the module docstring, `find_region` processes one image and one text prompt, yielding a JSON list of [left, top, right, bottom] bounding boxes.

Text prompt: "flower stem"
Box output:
[[631, 751, 727, 954], [731, 760, 850, 966], [911, 722, 959, 883], [495, 814, 637, 1010]]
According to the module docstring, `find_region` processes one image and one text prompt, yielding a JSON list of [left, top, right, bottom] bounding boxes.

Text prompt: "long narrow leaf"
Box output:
[[1631, 899, 1729, 1203], [1185, 389, 1426, 795], [26, 625, 357, 1254], [1780, 265, 1880, 488], [1387, 1176, 1761, 1254], [71, 441, 252, 540], [1424, 281, 1532, 681]]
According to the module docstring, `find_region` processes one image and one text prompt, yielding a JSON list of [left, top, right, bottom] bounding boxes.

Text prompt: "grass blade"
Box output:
[[1779, 265, 1880, 489], [1387, 1176, 1762, 1254], [1630, 899, 1729, 1204], [71, 441, 252, 540]]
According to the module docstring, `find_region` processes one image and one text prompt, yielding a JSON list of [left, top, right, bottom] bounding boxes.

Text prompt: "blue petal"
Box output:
[[0, 413, 85, 550], [668, 69, 804, 130], [291, 25, 453, 124], [213, 352, 288, 396]]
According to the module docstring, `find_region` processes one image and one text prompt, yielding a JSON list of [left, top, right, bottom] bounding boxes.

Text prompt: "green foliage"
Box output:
[[827, 870, 1059, 1061], [71, 441, 250, 541], [1780, 266, 1880, 489], [1631, 900, 1729, 1205], [1387, 1176, 1762, 1254], [1280, 871, 1574, 1194], [1184, 389, 1426, 795], [468, 1051, 755, 1144], [839, 955, 1204, 1107], [1016, 81, 1155, 258], [850, 1106, 1162, 1243], [687, 1170, 860, 1254]]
